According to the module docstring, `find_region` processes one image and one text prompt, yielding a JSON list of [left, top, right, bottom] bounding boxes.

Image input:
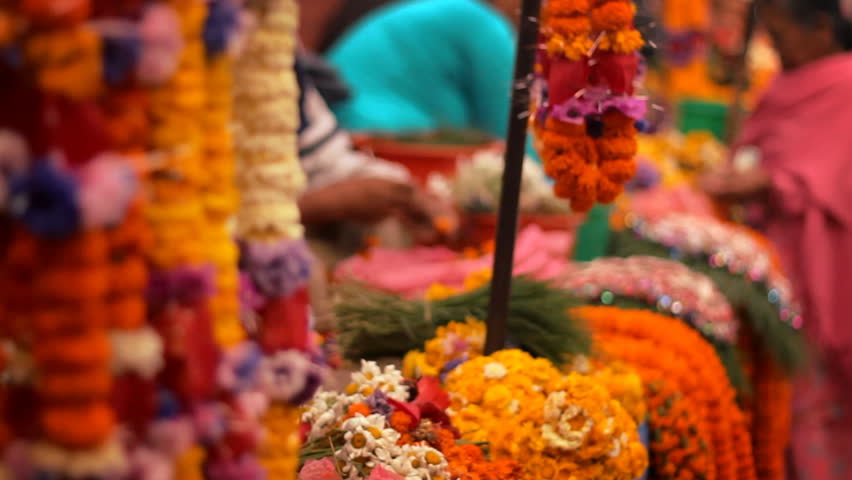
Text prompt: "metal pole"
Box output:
[[485, 0, 543, 355]]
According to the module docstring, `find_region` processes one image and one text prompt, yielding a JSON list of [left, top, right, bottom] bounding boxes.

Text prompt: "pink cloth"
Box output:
[[734, 53, 852, 480], [335, 225, 572, 298]]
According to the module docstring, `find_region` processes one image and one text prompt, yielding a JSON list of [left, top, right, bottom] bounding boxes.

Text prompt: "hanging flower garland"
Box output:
[[575, 306, 756, 480], [533, 0, 646, 212], [232, 1, 323, 478]]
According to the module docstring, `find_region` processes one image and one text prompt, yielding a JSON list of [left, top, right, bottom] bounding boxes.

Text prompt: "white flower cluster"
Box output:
[[301, 391, 351, 441], [233, 0, 306, 241], [344, 360, 409, 402], [302, 361, 409, 441], [337, 414, 448, 480], [433, 150, 570, 215], [541, 391, 595, 451]]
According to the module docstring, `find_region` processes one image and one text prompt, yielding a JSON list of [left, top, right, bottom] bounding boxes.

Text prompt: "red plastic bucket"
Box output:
[[352, 135, 503, 187]]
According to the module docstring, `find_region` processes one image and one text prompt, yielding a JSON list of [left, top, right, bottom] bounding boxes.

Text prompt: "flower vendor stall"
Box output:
[[0, 0, 809, 480]]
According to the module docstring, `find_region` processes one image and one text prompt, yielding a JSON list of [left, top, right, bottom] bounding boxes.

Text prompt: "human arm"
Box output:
[[699, 165, 771, 202]]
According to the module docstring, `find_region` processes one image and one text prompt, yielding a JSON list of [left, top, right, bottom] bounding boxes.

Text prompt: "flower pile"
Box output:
[[300, 361, 522, 480], [576, 306, 756, 480], [446, 350, 648, 480], [533, 0, 646, 211]]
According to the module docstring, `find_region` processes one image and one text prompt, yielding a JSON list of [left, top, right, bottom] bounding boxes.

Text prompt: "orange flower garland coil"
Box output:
[[575, 306, 755, 480], [645, 378, 715, 480]]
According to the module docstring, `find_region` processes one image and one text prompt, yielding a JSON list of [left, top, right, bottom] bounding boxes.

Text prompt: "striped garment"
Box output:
[[297, 59, 409, 193]]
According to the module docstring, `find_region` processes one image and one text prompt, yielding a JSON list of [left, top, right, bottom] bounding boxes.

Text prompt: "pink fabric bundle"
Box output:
[[335, 225, 573, 298]]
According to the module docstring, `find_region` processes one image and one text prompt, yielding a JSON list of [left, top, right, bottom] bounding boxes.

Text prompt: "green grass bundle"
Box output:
[[335, 277, 591, 365]]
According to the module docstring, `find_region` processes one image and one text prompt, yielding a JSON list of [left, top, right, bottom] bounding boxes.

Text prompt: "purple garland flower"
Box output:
[[240, 239, 313, 298], [366, 390, 393, 417], [600, 95, 649, 121], [92, 19, 142, 87], [8, 160, 81, 237], [549, 98, 598, 124], [203, 0, 241, 58], [147, 264, 216, 307], [258, 350, 325, 405]]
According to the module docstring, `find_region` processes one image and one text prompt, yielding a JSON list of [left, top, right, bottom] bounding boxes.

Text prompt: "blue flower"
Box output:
[[8, 161, 81, 237], [102, 31, 142, 87], [203, 0, 240, 58]]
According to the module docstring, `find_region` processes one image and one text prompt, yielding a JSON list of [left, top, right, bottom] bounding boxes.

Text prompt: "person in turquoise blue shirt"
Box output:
[[325, 0, 518, 139]]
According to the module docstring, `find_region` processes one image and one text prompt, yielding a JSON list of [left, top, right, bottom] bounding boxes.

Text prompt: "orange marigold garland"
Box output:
[[534, 0, 646, 212], [644, 377, 715, 480], [739, 329, 792, 480], [575, 306, 755, 480]]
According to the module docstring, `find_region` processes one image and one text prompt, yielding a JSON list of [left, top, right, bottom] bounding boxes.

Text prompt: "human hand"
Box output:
[[299, 178, 431, 225], [700, 165, 770, 201]]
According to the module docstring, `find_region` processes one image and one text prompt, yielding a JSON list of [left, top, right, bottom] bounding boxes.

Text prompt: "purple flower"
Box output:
[[258, 350, 325, 405], [600, 96, 649, 121], [93, 20, 142, 87], [240, 239, 313, 298], [550, 98, 597, 124], [217, 342, 264, 392], [626, 159, 661, 192], [8, 160, 81, 237], [203, 0, 241, 58], [439, 358, 467, 383], [367, 390, 392, 417]]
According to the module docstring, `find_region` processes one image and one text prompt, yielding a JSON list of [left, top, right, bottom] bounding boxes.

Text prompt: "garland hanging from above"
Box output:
[[533, 0, 647, 212]]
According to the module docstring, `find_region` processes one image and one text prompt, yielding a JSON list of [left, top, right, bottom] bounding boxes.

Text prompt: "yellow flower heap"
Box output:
[[446, 350, 648, 480], [232, 1, 307, 479]]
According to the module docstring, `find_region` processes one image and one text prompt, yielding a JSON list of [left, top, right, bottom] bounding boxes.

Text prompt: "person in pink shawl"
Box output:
[[702, 0, 852, 478]]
